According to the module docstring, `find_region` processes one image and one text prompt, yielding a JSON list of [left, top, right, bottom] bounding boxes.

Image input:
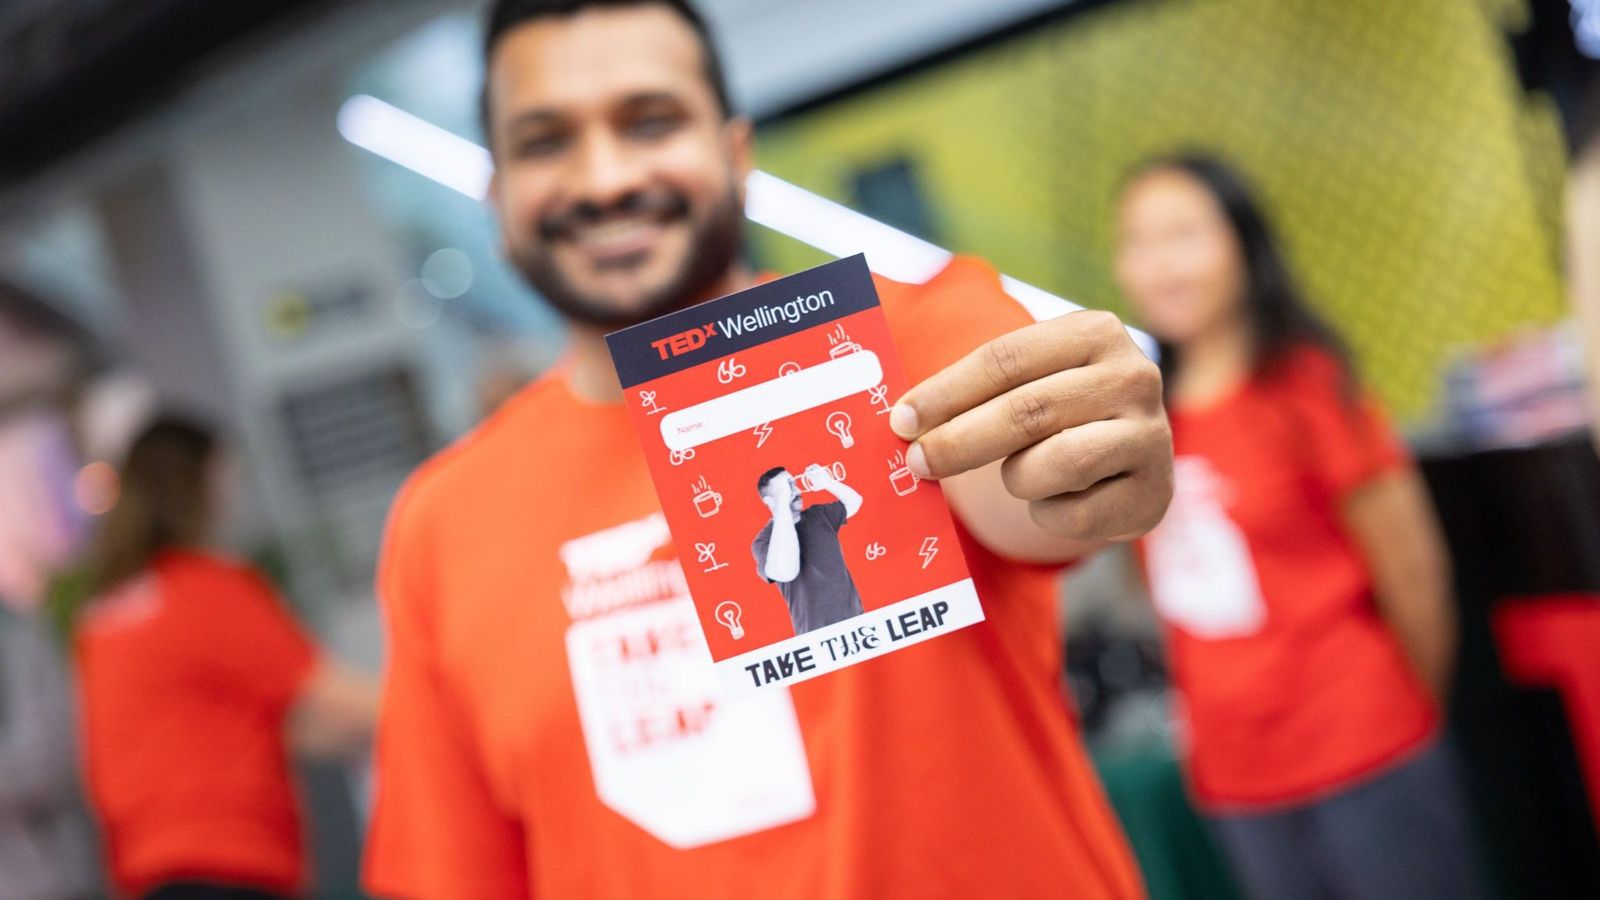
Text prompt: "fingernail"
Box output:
[[889, 403, 919, 438], [906, 443, 931, 479]]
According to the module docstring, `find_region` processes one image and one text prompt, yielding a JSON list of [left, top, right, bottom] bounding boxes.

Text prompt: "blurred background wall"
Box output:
[[753, 0, 1568, 423]]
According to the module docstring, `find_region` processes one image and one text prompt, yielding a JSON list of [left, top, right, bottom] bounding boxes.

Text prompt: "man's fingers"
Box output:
[[907, 366, 1117, 478], [891, 309, 1127, 439], [911, 353, 1161, 479], [999, 418, 1163, 502], [1026, 471, 1165, 544]]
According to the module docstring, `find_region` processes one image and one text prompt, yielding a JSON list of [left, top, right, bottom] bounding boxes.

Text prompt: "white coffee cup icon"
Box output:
[[691, 476, 722, 517], [886, 450, 918, 496], [694, 488, 723, 518]]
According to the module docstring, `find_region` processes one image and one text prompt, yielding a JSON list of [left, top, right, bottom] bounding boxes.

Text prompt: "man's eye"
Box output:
[[513, 133, 568, 158], [628, 114, 682, 139]]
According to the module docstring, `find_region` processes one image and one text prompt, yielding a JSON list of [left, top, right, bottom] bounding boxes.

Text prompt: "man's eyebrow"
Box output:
[[616, 91, 688, 110], [504, 108, 565, 132], [503, 91, 687, 133]]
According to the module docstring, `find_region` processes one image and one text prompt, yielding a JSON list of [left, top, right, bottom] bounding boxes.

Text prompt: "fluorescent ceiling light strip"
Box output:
[[742, 169, 952, 284], [337, 94, 492, 199], [334, 94, 1155, 356], [1000, 274, 1157, 357]]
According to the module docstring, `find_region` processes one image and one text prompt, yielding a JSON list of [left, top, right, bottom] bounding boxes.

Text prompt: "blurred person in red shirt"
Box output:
[[73, 417, 379, 900], [1115, 154, 1485, 899], [360, 1, 1178, 898]]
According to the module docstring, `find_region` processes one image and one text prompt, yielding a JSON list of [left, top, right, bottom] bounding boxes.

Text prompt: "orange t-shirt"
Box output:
[[363, 258, 1144, 900], [74, 549, 317, 897], [1141, 346, 1437, 810]]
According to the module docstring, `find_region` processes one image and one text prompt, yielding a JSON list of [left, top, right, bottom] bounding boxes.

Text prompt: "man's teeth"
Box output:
[[575, 218, 656, 247]]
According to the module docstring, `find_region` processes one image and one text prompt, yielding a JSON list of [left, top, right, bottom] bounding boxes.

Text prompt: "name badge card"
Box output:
[[606, 255, 983, 699]]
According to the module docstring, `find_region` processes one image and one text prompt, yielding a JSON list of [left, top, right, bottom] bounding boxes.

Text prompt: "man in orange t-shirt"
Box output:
[[363, 1, 1174, 897]]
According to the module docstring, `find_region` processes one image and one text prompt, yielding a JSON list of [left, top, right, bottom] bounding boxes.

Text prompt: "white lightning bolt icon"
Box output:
[[753, 422, 773, 448], [918, 537, 939, 569]]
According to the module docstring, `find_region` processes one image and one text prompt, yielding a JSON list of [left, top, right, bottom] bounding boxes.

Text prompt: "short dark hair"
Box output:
[[756, 466, 788, 494], [480, 0, 734, 142]]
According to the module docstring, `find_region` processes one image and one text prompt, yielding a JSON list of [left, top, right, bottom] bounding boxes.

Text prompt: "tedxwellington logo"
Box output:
[[651, 324, 718, 360], [649, 289, 840, 361]]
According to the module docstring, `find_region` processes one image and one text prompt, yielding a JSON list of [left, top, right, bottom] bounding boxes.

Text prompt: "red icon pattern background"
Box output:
[[621, 307, 974, 662]]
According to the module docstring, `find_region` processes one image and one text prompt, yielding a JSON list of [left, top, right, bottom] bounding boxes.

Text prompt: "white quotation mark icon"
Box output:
[[716, 357, 747, 384], [918, 537, 939, 569], [865, 542, 887, 561], [715, 600, 745, 639]]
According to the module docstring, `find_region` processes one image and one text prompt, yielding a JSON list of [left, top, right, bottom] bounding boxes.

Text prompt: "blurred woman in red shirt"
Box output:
[[73, 417, 377, 900], [1114, 155, 1485, 899]]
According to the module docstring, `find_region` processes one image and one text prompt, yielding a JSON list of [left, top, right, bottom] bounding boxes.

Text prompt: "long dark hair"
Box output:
[[1123, 153, 1353, 393], [86, 416, 218, 596]]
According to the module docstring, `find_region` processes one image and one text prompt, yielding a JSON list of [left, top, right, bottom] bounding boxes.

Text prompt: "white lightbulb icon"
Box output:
[[826, 411, 854, 449], [715, 600, 745, 640]]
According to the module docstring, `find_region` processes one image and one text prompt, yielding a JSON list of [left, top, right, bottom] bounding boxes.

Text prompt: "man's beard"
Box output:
[[507, 186, 744, 330]]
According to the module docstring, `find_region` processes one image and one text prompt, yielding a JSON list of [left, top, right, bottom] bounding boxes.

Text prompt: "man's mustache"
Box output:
[[538, 190, 691, 241]]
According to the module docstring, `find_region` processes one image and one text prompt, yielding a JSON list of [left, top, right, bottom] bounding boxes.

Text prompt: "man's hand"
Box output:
[[890, 310, 1172, 547], [808, 463, 863, 519], [764, 474, 795, 514], [803, 463, 835, 490]]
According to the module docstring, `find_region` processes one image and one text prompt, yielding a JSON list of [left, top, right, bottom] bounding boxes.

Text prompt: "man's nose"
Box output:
[[569, 129, 648, 210]]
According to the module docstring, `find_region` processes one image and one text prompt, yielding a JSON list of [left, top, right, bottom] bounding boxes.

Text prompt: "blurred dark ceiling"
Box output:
[[2, 0, 1599, 195], [0, 0, 350, 192]]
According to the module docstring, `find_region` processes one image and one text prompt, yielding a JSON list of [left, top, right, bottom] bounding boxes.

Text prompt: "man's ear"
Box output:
[[485, 170, 509, 258]]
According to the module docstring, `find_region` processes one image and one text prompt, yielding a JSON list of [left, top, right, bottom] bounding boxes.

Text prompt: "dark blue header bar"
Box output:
[[606, 254, 879, 389]]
